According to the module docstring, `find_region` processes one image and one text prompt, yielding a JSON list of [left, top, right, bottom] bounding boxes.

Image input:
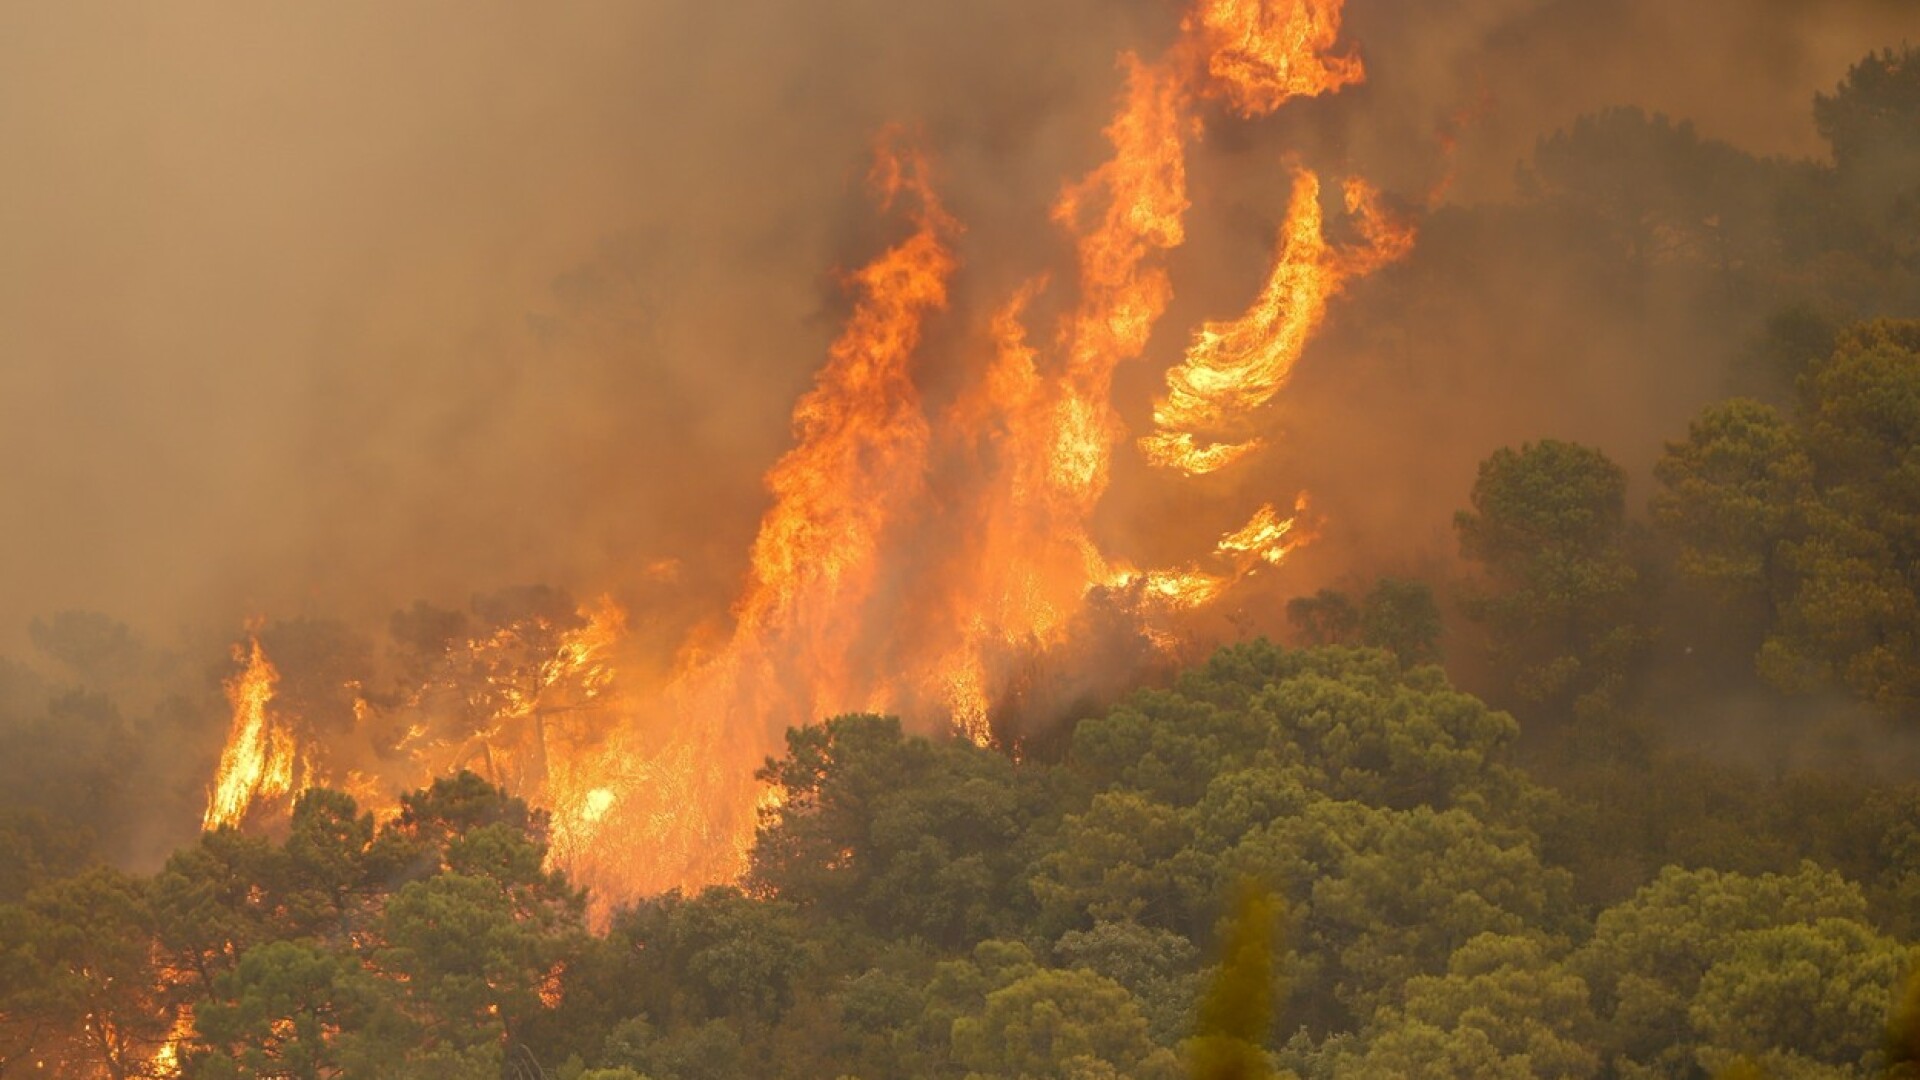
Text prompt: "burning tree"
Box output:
[[196, 0, 1417, 912]]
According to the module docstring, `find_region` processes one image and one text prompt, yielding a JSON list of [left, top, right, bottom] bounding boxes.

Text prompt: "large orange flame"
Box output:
[[201, 0, 1411, 909], [1140, 171, 1414, 476], [203, 636, 298, 831], [542, 137, 962, 899], [1187, 0, 1365, 116]]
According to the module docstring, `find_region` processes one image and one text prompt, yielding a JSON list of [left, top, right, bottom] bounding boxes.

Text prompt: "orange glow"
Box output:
[[542, 136, 962, 902], [1188, 0, 1366, 116], [199, 0, 1407, 908], [1141, 171, 1413, 477], [203, 635, 299, 831], [203, 597, 631, 849], [148, 1005, 193, 1078]]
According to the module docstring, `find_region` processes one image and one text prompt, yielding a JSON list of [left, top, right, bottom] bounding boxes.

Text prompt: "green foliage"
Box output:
[[1046, 644, 1565, 1033], [11, 630, 1920, 1078], [4, 866, 169, 1077], [1072, 644, 1528, 817], [1572, 863, 1894, 1076], [193, 940, 387, 1080], [1336, 934, 1598, 1079], [1816, 47, 1920, 188], [751, 713, 1051, 948], [0, 806, 94, 904], [1660, 322, 1920, 716], [951, 967, 1178, 1080], [1526, 107, 1785, 273], [1189, 884, 1279, 1080], [600, 1018, 745, 1080], [1688, 918, 1907, 1076], [1652, 398, 1812, 612], [1286, 591, 1359, 647], [607, 887, 813, 1030], [1287, 581, 1442, 667], [1228, 798, 1569, 1024], [1757, 322, 1920, 712], [1055, 920, 1199, 1044], [1358, 579, 1443, 668], [1457, 440, 1648, 717]]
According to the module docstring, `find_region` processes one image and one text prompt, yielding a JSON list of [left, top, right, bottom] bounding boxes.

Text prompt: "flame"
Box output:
[[199, 0, 1410, 909], [202, 598, 629, 840], [1187, 0, 1365, 116], [148, 1005, 193, 1077], [735, 136, 954, 684], [541, 135, 962, 901], [1141, 171, 1414, 477], [203, 636, 298, 831], [1217, 498, 1308, 567]]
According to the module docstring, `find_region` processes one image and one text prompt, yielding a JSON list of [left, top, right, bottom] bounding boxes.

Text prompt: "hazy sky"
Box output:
[[1, 0, 1913, 656]]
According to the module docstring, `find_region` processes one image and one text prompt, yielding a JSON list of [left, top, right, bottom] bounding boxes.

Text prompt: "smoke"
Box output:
[[0, 0, 1907, 647], [1119, 0, 1920, 591], [2, 0, 1917, 877], [0, 0, 1162, 657]]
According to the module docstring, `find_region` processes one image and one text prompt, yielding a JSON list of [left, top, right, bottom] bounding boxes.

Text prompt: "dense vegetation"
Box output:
[[6, 42, 1920, 1080], [7, 641, 1920, 1078]]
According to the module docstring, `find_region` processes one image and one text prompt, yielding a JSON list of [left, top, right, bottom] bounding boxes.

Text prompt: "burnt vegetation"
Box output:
[[9, 32, 1920, 1080]]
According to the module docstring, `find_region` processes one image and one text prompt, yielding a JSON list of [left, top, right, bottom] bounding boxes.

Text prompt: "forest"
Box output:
[[6, 27, 1920, 1080]]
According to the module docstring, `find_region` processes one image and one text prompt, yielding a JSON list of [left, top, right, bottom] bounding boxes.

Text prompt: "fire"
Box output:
[[203, 636, 299, 831], [1187, 0, 1365, 116], [202, 597, 629, 838], [1140, 172, 1414, 476], [149, 1007, 193, 1078], [534, 135, 961, 901], [200, 0, 1412, 908]]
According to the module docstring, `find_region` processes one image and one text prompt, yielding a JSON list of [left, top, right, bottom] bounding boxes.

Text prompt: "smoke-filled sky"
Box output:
[[1, 0, 1914, 657]]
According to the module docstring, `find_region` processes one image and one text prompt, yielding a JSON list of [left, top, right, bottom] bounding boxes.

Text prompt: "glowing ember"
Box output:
[[149, 1005, 194, 1077]]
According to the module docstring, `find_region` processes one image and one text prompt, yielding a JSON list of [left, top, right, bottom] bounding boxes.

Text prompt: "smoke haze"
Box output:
[[1, 0, 1915, 755]]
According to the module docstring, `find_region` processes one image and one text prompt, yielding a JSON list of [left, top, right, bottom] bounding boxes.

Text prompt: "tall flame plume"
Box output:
[[201, 0, 1413, 910]]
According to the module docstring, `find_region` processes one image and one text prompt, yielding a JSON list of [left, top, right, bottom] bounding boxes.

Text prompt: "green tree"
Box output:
[[375, 818, 583, 1060], [1226, 799, 1568, 1026], [1761, 322, 1920, 714], [607, 887, 813, 1032], [1188, 885, 1280, 1080], [1526, 107, 1783, 277], [1055, 921, 1199, 1045], [27, 611, 141, 689], [192, 940, 395, 1080], [1456, 440, 1647, 717], [1338, 933, 1597, 1080], [3, 867, 167, 1079], [751, 714, 1048, 948], [1358, 579, 1442, 667], [150, 827, 279, 1004], [1688, 919, 1908, 1077], [1286, 591, 1360, 647], [0, 806, 95, 904], [1571, 862, 1876, 1076], [1028, 790, 1209, 937], [951, 967, 1179, 1080], [1815, 47, 1920, 198], [599, 1018, 744, 1080], [1652, 399, 1812, 618], [1071, 644, 1530, 817]]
